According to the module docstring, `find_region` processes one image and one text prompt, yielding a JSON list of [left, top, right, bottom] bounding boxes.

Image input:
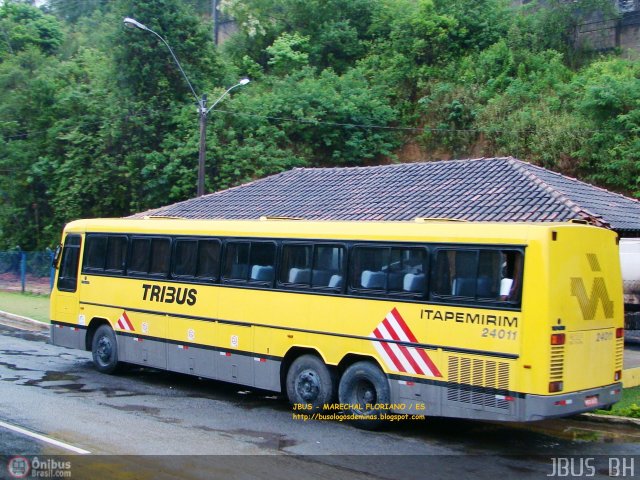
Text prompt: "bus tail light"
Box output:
[[614, 370, 622, 381], [616, 328, 624, 339], [549, 381, 563, 393], [550, 333, 565, 345]]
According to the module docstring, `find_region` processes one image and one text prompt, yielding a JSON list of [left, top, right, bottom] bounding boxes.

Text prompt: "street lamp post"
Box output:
[[123, 17, 249, 196]]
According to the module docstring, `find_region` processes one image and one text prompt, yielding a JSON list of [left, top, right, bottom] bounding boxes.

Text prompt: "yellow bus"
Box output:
[[50, 218, 624, 425]]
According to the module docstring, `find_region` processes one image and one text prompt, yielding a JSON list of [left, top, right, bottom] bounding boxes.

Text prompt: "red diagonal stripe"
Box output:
[[390, 308, 442, 377], [389, 307, 417, 342], [373, 328, 406, 372], [420, 350, 442, 377], [381, 318, 424, 375], [121, 311, 134, 331], [399, 345, 424, 375], [381, 318, 401, 341]]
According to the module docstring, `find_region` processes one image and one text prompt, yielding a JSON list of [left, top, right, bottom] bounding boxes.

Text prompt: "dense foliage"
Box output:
[[0, 0, 637, 249]]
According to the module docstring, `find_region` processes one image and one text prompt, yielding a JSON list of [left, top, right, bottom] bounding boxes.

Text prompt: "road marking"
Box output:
[[0, 420, 90, 454]]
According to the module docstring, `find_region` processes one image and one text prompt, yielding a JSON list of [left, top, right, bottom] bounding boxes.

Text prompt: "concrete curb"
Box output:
[[0, 310, 49, 333], [577, 413, 640, 426]]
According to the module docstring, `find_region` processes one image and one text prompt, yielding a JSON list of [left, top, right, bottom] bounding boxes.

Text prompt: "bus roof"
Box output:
[[62, 217, 614, 245]]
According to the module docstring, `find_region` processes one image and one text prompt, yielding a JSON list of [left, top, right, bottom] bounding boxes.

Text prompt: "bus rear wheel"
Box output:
[[286, 354, 336, 410], [338, 361, 390, 430], [91, 324, 121, 374]]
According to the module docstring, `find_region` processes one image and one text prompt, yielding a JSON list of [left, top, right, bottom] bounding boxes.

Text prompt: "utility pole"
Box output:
[[123, 17, 249, 197], [212, 0, 219, 46], [198, 94, 207, 197]]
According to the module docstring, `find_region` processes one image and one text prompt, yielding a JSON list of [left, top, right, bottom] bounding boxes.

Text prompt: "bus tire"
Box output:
[[338, 361, 390, 430], [286, 354, 336, 410], [91, 325, 121, 374]]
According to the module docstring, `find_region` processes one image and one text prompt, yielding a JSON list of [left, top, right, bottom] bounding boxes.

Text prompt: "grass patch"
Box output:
[[0, 290, 50, 323], [596, 386, 640, 418]]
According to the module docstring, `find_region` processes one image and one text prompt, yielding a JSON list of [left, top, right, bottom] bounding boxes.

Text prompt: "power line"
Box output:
[[0, 107, 162, 140], [209, 107, 639, 135], [1, 101, 638, 142]]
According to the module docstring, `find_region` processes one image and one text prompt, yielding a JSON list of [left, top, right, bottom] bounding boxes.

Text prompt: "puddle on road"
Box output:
[[195, 425, 298, 451], [22, 370, 94, 394], [0, 360, 37, 372], [520, 418, 640, 444], [113, 404, 161, 415], [0, 327, 48, 342], [41, 371, 79, 382], [98, 386, 145, 398], [0, 349, 49, 357]]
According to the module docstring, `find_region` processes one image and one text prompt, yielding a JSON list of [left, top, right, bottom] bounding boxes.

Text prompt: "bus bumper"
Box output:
[[50, 321, 87, 350], [522, 383, 623, 421]]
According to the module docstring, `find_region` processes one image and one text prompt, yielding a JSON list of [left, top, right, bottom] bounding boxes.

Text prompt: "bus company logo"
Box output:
[[570, 253, 614, 320], [7, 456, 29, 478], [117, 311, 135, 331], [370, 308, 442, 377]]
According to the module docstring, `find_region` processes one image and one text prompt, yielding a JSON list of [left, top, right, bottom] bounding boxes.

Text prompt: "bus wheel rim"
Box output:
[[355, 379, 376, 408], [96, 336, 112, 364], [296, 370, 320, 402]]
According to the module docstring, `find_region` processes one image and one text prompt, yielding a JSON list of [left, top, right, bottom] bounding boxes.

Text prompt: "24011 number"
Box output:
[[481, 328, 517, 340]]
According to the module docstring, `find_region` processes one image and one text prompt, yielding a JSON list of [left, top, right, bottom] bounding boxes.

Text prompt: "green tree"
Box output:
[[571, 59, 640, 196], [0, 1, 63, 58]]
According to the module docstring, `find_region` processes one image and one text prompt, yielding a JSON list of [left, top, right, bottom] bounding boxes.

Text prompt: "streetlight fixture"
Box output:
[[123, 17, 250, 197]]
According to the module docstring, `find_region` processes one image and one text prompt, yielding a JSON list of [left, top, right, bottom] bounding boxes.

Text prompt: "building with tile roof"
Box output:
[[134, 157, 640, 237]]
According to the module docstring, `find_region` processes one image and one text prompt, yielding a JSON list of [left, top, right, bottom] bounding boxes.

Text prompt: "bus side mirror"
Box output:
[[52, 244, 62, 269]]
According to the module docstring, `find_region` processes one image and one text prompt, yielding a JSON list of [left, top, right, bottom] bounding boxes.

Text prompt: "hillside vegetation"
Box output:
[[0, 0, 638, 249]]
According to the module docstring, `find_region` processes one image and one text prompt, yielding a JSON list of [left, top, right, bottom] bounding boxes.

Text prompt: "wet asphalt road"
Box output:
[[0, 325, 638, 480]]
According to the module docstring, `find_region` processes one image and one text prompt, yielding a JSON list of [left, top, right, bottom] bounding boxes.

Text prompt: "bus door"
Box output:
[[54, 234, 82, 325]]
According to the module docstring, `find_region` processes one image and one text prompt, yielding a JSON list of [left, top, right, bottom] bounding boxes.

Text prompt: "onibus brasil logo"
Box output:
[[7, 456, 72, 478]]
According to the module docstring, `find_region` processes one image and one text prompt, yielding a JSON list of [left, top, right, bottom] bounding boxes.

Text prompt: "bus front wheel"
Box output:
[[286, 354, 336, 410], [338, 361, 390, 430], [91, 325, 121, 374]]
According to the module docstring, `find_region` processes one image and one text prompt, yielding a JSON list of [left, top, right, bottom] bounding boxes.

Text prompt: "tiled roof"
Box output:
[[133, 157, 640, 234]]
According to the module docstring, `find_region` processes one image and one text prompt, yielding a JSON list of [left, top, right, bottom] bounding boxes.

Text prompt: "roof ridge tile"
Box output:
[[508, 159, 610, 228]]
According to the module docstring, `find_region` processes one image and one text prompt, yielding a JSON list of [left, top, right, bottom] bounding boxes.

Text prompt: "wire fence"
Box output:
[[0, 250, 55, 295]]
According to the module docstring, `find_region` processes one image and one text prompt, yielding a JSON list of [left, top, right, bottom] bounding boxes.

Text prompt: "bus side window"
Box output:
[[149, 238, 171, 276], [196, 240, 220, 281], [129, 238, 151, 274], [83, 235, 107, 272], [312, 245, 344, 288], [173, 238, 221, 282], [105, 236, 127, 273], [249, 242, 276, 284], [279, 244, 312, 286], [127, 237, 170, 278], [350, 247, 388, 291], [173, 239, 198, 277], [57, 234, 81, 292], [223, 242, 249, 281], [498, 250, 524, 303], [431, 248, 523, 305], [350, 246, 425, 296]]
